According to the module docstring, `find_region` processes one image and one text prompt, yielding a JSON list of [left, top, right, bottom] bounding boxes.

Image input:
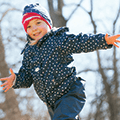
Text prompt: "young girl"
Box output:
[[0, 3, 120, 120]]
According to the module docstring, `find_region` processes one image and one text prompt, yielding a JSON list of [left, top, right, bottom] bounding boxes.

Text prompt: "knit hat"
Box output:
[[22, 3, 52, 32]]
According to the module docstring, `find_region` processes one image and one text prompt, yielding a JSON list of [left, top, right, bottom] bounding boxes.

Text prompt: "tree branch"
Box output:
[[67, 0, 84, 21], [58, 0, 64, 13], [80, 0, 97, 33], [0, 2, 11, 7], [112, 3, 120, 115], [0, 8, 21, 23], [47, 0, 66, 27], [113, 3, 120, 34], [77, 67, 114, 75], [112, 1, 120, 95]]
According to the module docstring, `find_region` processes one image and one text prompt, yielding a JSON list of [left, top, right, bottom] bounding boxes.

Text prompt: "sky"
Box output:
[[0, 0, 120, 119]]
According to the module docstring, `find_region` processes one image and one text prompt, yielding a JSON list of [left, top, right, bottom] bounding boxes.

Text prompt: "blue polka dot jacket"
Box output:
[[12, 27, 112, 107]]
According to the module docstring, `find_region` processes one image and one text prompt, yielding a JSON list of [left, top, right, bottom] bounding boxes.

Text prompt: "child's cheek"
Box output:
[[27, 30, 32, 37], [27, 29, 30, 34]]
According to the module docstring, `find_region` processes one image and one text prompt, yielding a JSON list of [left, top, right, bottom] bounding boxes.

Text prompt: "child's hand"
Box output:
[[0, 68, 15, 92], [105, 34, 120, 48]]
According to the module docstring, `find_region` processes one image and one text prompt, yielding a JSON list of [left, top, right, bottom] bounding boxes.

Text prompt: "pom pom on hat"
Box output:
[[22, 3, 52, 32]]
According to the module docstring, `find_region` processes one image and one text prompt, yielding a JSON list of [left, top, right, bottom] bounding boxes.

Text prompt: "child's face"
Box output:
[[27, 19, 50, 41]]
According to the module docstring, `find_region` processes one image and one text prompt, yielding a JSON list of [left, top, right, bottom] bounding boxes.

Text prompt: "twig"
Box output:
[[67, 0, 84, 21]]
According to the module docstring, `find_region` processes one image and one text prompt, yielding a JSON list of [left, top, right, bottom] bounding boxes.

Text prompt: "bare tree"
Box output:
[[77, 0, 120, 120], [1, 0, 120, 120], [48, 0, 120, 120], [0, 3, 30, 120]]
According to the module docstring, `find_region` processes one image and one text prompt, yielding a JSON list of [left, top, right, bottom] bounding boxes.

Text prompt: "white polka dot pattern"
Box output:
[[13, 27, 112, 107]]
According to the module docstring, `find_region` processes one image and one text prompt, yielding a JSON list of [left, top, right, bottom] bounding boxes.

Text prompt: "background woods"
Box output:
[[0, 0, 120, 120]]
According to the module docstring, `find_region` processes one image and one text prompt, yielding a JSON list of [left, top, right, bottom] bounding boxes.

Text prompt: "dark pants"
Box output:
[[48, 78, 86, 120]]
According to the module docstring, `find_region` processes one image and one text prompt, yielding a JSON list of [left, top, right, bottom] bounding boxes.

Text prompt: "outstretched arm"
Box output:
[[61, 33, 113, 54], [0, 68, 15, 92], [62, 32, 120, 54], [105, 34, 120, 48]]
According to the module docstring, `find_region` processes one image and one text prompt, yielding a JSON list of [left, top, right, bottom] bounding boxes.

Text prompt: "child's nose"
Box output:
[[32, 25, 37, 31]]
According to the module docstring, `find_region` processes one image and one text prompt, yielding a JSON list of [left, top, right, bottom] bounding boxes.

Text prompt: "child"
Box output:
[[0, 3, 120, 120]]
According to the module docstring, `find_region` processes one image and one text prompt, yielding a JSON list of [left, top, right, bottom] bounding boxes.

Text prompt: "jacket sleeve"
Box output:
[[61, 32, 112, 54], [12, 50, 33, 89]]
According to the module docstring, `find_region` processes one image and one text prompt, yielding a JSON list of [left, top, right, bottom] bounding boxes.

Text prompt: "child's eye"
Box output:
[[37, 22, 41, 25], [27, 25, 31, 29]]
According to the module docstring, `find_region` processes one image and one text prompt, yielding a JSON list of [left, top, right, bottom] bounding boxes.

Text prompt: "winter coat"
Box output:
[[12, 27, 112, 107]]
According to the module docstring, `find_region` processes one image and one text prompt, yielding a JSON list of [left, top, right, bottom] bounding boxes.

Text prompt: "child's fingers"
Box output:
[[105, 33, 108, 38], [113, 43, 119, 48], [0, 77, 8, 81], [112, 34, 120, 39], [10, 68, 14, 75], [4, 87, 9, 92], [2, 85, 8, 90], [115, 40, 120, 43], [0, 81, 8, 87], [115, 34, 120, 39]]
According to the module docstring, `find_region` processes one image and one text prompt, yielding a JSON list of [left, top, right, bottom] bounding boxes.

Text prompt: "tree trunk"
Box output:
[[0, 28, 29, 120], [48, 0, 66, 27]]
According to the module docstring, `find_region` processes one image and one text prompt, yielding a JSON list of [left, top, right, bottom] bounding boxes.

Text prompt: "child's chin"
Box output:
[[35, 38, 41, 41], [35, 36, 42, 40]]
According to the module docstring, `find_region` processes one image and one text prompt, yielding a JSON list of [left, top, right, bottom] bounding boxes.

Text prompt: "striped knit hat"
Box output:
[[22, 3, 52, 32]]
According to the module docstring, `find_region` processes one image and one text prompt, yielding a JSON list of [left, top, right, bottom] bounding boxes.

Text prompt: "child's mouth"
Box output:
[[33, 32, 41, 37]]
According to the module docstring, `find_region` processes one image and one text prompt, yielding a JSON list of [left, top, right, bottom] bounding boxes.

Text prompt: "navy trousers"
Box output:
[[47, 78, 86, 120]]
